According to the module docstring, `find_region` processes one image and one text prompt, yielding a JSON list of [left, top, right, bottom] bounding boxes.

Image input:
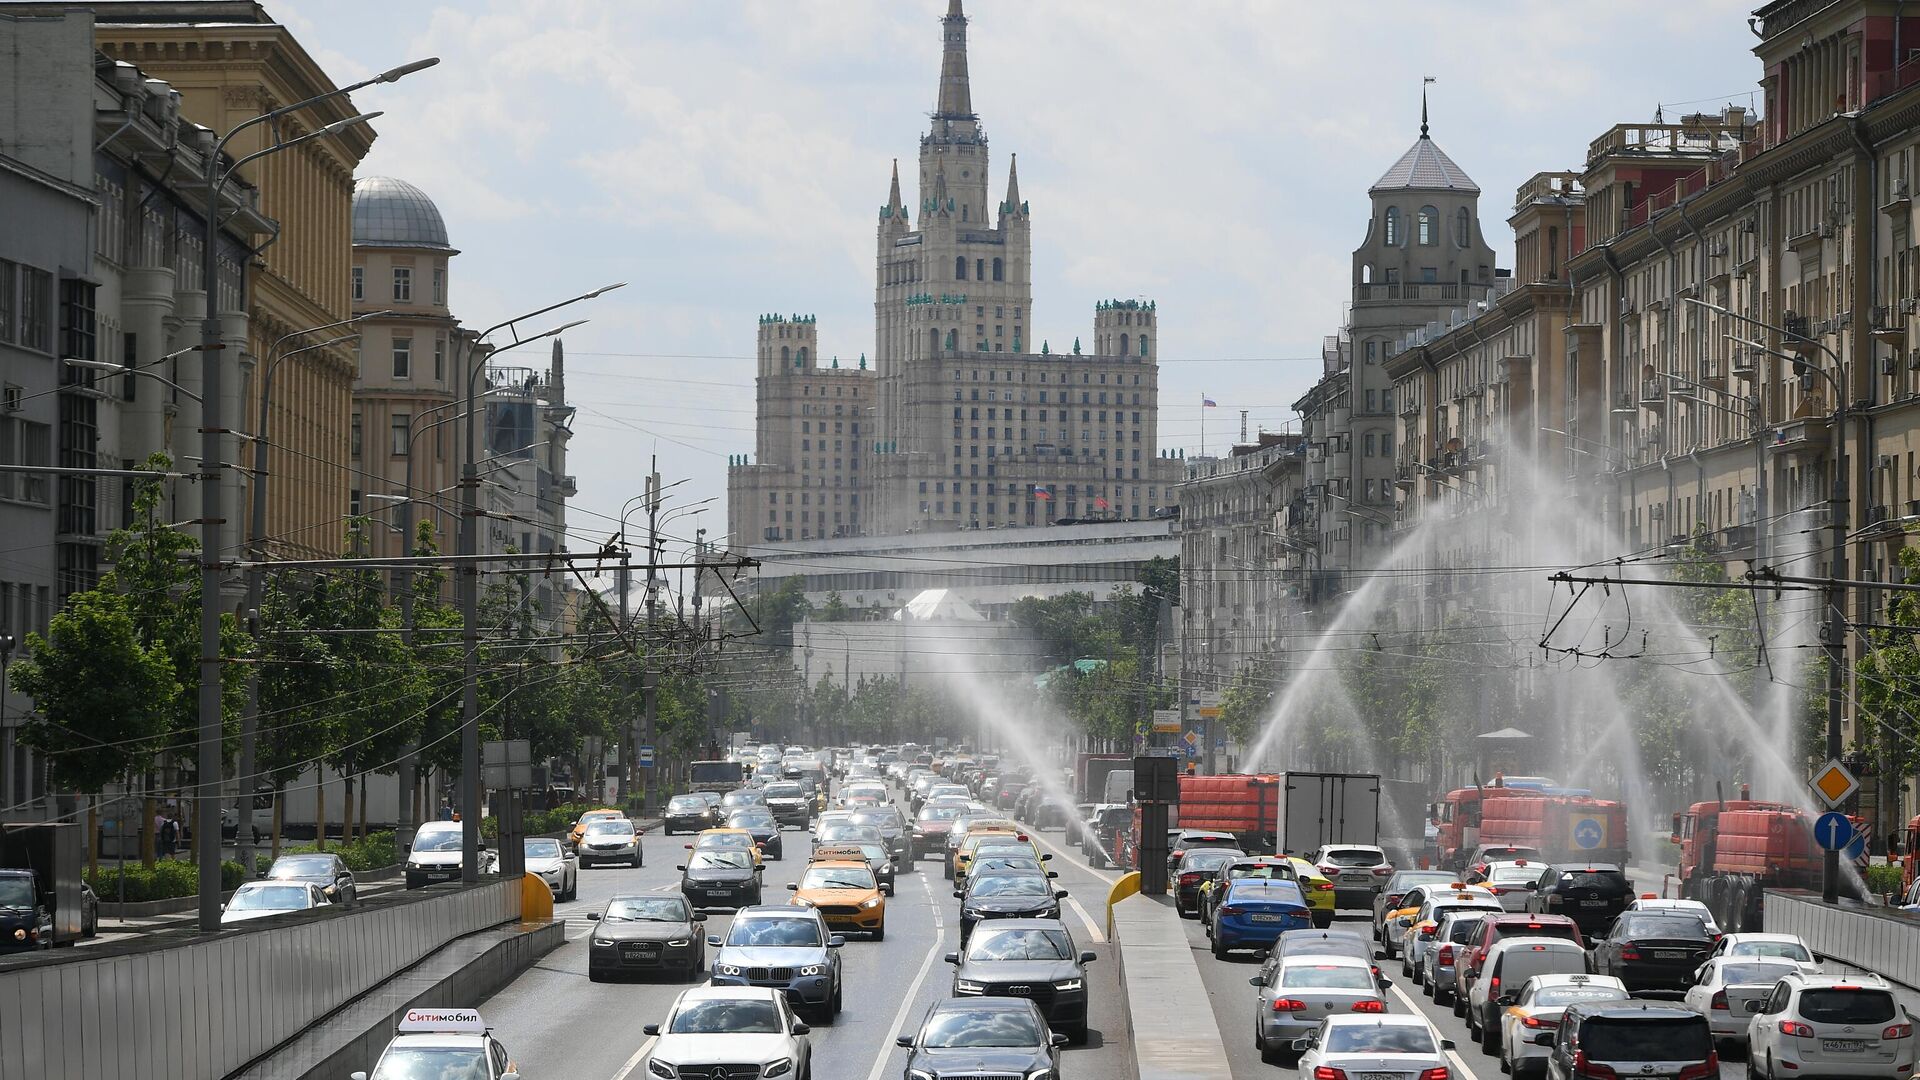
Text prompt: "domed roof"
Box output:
[[1370, 135, 1479, 195], [352, 176, 452, 249]]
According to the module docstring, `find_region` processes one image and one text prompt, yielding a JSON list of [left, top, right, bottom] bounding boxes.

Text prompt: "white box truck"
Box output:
[[1276, 772, 1381, 857]]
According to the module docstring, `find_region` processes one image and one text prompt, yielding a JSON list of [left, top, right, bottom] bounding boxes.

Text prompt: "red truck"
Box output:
[[1114, 773, 1279, 869], [1432, 787, 1629, 870], [1672, 796, 1861, 931]]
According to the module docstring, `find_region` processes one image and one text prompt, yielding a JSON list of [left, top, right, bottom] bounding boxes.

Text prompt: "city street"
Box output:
[[466, 818, 1133, 1080]]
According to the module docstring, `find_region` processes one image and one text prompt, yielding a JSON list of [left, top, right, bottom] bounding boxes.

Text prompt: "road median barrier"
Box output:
[[1109, 888, 1234, 1080]]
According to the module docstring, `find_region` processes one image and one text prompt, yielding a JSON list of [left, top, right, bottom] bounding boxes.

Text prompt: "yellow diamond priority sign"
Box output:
[[1810, 759, 1859, 809]]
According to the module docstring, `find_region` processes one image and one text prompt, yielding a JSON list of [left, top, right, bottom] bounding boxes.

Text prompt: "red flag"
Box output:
[[1033, 485, 1052, 500], [1095, 497, 1110, 509]]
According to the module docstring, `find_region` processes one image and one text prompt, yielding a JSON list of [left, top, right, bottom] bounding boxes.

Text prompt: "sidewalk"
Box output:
[[1110, 891, 1234, 1080]]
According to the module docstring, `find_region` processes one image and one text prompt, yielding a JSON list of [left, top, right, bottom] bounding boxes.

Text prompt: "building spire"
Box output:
[[887, 158, 904, 213], [1421, 75, 1435, 138], [935, 0, 974, 120], [1003, 153, 1020, 211]]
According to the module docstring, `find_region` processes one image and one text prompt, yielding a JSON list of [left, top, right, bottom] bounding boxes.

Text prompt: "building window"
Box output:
[[433, 335, 445, 380], [392, 266, 412, 302], [391, 414, 410, 456], [1455, 206, 1470, 248], [992, 257, 1003, 281], [955, 256, 967, 281], [351, 413, 362, 458], [432, 267, 445, 304], [392, 336, 412, 378], [1418, 205, 1438, 245], [1384, 207, 1402, 246], [0, 416, 51, 504], [351, 266, 364, 301]]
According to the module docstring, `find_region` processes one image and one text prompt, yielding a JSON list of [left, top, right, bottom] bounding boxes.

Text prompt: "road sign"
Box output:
[[481, 739, 533, 790], [637, 745, 656, 769], [1151, 709, 1182, 734], [1133, 731, 1147, 753], [1185, 742, 1200, 760], [1813, 811, 1855, 853], [1570, 815, 1607, 851], [1811, 759, 1860, 809]]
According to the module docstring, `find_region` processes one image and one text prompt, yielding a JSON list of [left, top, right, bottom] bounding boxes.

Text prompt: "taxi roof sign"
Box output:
[[399, 1008, 487, 1034], [810, 845, 870, 861], [1811, 759, 1859, 809]]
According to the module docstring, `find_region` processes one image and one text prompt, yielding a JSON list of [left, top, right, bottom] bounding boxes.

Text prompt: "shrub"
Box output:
[[257, 830, 400, 875], [481, 802, 607, 841], [1865, 862, 1905, 898], [86, 858, 248, 902]]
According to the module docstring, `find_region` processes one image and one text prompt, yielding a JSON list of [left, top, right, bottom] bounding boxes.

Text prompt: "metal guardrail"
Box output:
[[1764, 889, 1920, 991], [0, 878, 520, 1080]]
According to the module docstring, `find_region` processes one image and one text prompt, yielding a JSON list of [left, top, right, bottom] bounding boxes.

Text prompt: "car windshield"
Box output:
[[1560, 870, 1627, 889], [727, 916, 823, 947], [604, 897, 688, 922], [1533, 986, 1631, 1006], [764, 784, 804, 798], [369, 1047, 491, 1080], [1581, 1018, 1711, 1061], [1231, 882, 1304, 904], [1730, 941, 1811, 962], [723, 792, 764, 806], [919, 806, 967, 822], [228, 885, 309, 910], [690, 851, 753, 870], [585, 820, 633, 836], [1280, 964, 1374, 989], [1487, 866, 1538, 884], [269, 856, 335, 877], [1325, 1025, 1436, 1054], [523, 839, 561, 859], [973, 844, 1036, 861], [1228, 863, 1289, 880], [819, 826, 883, 844], [698, 833, 753, 850], [1616, 915, 1710, 940], [969, 875, 1050, 898], [412, 830, 461, 852], [728, 812, 775, 828], [1799, 989, 1897, 1024], [968, 927, 1074, 961], [1388, 872, 1460, 892], [1322, 848, 1385, 867], [669, 998, 783, 1034], [921, 1007, 1043, 1048], [1721, 962, 1798, 985], [974, 857, 1043, 874], [849, 811, 900, 828], [801, 866, 875, 890], [1180, 851, 1235, 872], [669, 798, 707, 812], [0, 878, 33, 907]]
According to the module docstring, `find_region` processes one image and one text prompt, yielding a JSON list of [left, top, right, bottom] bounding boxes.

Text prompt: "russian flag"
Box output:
[[1033, 485, 1052, 500]]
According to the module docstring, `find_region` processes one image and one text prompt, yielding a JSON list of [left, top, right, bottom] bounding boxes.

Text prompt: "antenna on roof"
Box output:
[[1422, 76, 1435, 138]]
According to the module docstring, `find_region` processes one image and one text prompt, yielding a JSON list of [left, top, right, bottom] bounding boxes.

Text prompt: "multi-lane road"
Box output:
[[467, 807, 1133, 1080]]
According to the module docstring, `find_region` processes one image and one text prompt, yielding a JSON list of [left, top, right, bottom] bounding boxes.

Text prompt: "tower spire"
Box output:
[[1421, 75, 1435, 138], [935, 0, 974, 120], [1003, 153, 1020, 211], [887, 158, 904, 214]]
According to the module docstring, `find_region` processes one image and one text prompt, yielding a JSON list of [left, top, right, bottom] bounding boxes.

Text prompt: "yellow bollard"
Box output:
[[1106, 871, 1141, 939], [521, 872, 554, 921]]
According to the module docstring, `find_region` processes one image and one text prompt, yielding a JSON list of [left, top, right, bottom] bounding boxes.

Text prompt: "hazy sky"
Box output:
[[266, 0, 1762, 557]]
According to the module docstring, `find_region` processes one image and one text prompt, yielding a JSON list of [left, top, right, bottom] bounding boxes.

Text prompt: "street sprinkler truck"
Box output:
[[1116, 771, 1280, 869], [0, 823, 84, 951], [1429, 778, 1629, 871], [687, 759, 747, 795], [1673, 786, 1865, 932]]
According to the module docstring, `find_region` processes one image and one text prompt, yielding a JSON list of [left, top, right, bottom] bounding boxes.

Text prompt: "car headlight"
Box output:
[[592, 938, 613, 947], [405, 860, 424, 871], [955, 978, 985, 992], [647, 1059, 676, 1079], [762, 1061, 793, 1079], [862, 896, 883, 909], [715, 963, 744, 976], [667, 939, 690, 948], [1053, 978, 1083, 991], [908, 1071, 936, 1080], [799, 964, 825, 976], [1028, 1071, 1053, 1080]]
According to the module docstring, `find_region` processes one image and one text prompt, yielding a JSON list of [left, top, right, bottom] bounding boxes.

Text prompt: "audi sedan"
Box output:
[[894, 998, 1065, 1080], [587, 894, 706, 981], [946, 918, 1095, 1043]]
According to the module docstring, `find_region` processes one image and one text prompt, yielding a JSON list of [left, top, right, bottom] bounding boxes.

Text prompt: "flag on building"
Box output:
[[1032, 485, 1052, 500], [1202, 395, 1218, 408], [1095, 496, 1110, 510]]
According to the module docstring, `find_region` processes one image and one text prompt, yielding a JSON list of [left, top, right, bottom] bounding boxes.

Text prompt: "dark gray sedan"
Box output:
[[587, 894, 706, 981], [679, 849, 763, 910], [946, 919, 1094, 1043], [896, 998, 1066, 1079], [264, 853, 356, 904]]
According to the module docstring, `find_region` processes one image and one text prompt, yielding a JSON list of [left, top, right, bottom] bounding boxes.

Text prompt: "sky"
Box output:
[[263, 0, 1765, 559]]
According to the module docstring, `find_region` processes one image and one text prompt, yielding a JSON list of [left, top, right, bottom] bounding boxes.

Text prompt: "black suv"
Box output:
[[1589, 912, 1715, 992], [1527, 863, 1632, 933], [1539, 1002, 1716, 1080]]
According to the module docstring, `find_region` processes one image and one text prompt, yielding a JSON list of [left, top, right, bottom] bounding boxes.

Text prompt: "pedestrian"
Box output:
[[159, 815, 179, 858]]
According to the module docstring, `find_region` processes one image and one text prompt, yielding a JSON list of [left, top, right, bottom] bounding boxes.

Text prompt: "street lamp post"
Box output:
[[458, 287, 621, 883], [193, 55, 435, 932], [1686, 297, 1849, 905]]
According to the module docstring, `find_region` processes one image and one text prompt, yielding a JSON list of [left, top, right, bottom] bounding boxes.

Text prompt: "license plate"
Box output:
[[1360, 1072, 1402, 1080], [1580, 899, 1608, 907], [426, 872, 452, 880], [706, 888, 730, 896], [1250, 914, 1284, 923], [1343, 874, 1371, 883], [1653, 950, 1687, 960], [1822, 1039, 1867, 1053]]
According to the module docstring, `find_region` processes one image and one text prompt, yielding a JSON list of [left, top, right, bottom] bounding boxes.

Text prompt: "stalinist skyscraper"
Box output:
[[729, 1, 1182, 548]]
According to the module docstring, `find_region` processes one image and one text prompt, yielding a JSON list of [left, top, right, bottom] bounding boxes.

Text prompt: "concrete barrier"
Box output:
[[1109, 891, 1234, 1080], [0, 879, 521, 1080], [1764, 889, 1920, 990]]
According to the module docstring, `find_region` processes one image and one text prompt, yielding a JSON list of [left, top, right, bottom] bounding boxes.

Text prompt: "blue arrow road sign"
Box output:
[[1572, 817, 1605, 849], [1813, 811, 1855, 853]]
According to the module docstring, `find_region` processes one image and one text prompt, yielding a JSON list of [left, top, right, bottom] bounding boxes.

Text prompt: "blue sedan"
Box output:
[[1211, 879, 1311, 958]]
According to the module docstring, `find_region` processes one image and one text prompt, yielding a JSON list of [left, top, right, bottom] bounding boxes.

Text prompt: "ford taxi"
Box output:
[[568, 808, 625, 848], [352, 1007, 518, 1080], [787, 856, 887, 938], [688, 827, 765, 873]]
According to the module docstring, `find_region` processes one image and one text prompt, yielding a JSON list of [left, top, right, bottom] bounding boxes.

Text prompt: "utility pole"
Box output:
[[642, 461, 661, 814], [616, 545, 632, 805]]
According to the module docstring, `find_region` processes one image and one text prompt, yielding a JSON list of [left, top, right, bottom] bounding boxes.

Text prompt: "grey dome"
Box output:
[[352, 176, 452, 249]]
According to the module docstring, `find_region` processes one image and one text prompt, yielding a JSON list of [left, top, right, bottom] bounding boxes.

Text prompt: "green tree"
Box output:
[[12, 589, 177, 792]]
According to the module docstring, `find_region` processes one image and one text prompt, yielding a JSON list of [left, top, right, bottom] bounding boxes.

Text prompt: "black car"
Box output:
[[727, 809, 784, 860], [1538, 1002, 1714, 1080], [956, 870, 1067, 943], [896, 998, 1066, 1080], [1589, 912, 1716, 992], [662, 794, 719, 836], [679, 848, 763, 910], [0, 869, 49, 951], [264, 852, 358, 904], [1527, 863, 1632, 933], [1083, 805, 1131, 866], [586, 893, 707, 981], [1173, 848, 1239, 919], [720, 788, 768, 814], [1168, 829, 1244, 871], [847, 808, 909, 863], [947, 918, 1096, 1043], [762, 782, 813, 827]]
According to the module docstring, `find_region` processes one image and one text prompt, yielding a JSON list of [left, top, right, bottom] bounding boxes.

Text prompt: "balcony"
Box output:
[[1720, 523, 1756, 554], [1394, 462, 1416, 488], [1730, 348, 1758, 378], [1771, 416, 1829, 453], [1352, 282, 1492, 306], [558, 474, 578, 498], [1638, 378, 1667, 410]]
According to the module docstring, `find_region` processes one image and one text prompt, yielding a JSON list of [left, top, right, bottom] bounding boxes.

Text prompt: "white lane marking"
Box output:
[[1064, 894, 1108, 944], [862, 872, 947, 1080], [609, 1035, 658, 1080], [568, 925, 594, 941], [1387, 980, 1480, 1080], [1025, 829, 1119, 886]]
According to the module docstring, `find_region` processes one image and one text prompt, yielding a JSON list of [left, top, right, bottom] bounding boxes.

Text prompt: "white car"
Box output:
[[1479, 860, 1546, 913], [1402, 891, 1501, 976], [1468, 937, 1591, 1051], [220, 880, 331, 925], [1625, 896, 1721, 934], [1497, 974, 1628, 1079], [644, 986, 811, 1080], [523, 836, 578, 902], [579, 817, 643, 868], [1747, 971, 1913, 1080], [1682, 956, 1801, 1051], [1707, 932, 1817, 967], [1296, 1014, 1454, 1080], [353, 1007, 518, 1080]]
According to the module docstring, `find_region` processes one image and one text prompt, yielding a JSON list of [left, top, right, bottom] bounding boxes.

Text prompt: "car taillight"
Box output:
[[1351, 999, 1385, 1013], [1779, 1020, 1815, 1038], [1710, 991, 1729, 1011], [1676, 1056, 1718, 1080], [1315, 1068, 1348, 1080], [1319, 865, 1340, 876], [1272, 998, 1308, 1012], [1573, 1051, 1617, 1079], [1489, 976, 1500, 996], [1419, 1068, 1449, 1080], [1373, 866, 1394, 876], [1521, 1014, 1557, 1029], [1179, 872, 1203, 885], [1619, 947, 1641, 961], [1220, 906, 1242, 916], [1316, 882, 1334, 891], [1886, 1024, 1914, 1040], [1437, 945, 1454, 965]]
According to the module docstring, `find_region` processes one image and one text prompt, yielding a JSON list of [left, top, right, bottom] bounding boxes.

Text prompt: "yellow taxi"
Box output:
[[788, 856, 887, 938], [1283, 856, 1337, 929], [1391, 882, 1499, 963], [953, 832, 1043, 885], [568, 808, 625, 848], [687, 827, 765, 874], [943, 816, 1021, 879]]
